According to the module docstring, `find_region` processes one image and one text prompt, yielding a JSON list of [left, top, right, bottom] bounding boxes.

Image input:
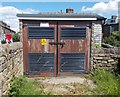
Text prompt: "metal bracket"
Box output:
[[49, 42, 65, 48]]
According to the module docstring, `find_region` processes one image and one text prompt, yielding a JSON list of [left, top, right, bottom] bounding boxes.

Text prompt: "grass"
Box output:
[[9, 75, 46, 96], [19, 79, 44, 95], [63, 83, 93, 95], [9, 76, 93, 96], [89, 69, 120, 95], [10, 69, 120, 96]]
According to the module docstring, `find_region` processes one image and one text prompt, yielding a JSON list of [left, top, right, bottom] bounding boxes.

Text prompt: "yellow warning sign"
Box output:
[[41, 39, 46, 45]]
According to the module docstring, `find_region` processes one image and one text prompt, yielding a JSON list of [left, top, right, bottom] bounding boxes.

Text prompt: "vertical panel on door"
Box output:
[[28, 27, 55, 75], [60, 27, 87, 74]]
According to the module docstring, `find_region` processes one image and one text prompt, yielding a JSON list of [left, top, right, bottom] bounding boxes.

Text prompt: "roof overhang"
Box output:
[[18, 17, 97, 20]]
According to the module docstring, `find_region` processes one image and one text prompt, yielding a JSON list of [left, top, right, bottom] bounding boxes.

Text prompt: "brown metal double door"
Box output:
[[24, 22, 90, 77]]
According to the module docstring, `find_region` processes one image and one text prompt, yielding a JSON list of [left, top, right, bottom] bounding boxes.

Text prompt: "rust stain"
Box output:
[[29, 39, 54, 53], [60, 40, 86, 53]]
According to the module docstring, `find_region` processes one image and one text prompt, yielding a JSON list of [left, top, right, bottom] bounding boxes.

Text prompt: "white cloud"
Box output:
[[0, 6, 39, 32], [81, 0, 120, 17]]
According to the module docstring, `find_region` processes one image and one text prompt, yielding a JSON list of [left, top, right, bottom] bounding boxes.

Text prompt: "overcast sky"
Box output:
[[0, 0, 119, 32]]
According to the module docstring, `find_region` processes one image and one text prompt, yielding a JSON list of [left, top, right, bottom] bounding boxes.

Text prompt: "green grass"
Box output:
[[19, 79, 44, 95], [9, 75, 45, 96], [90, 69, 120, 95], [10, 69, 120, 96]]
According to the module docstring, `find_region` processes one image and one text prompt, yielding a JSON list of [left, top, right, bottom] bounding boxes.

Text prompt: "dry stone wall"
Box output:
[[0, 42, 23, 96], [92, 48, 120, 70]]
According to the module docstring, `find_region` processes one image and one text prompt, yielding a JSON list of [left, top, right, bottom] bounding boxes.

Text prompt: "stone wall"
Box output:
[[0, 42, 23, 96], [92, 48, 120, 70], [92, 23, 102, 47]]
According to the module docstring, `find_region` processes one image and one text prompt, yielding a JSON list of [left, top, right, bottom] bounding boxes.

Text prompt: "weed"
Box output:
[[91, 69, 120, 95], [9, 75, 45, 96], [19, 79, 44, 95], [9, 75, 26, 96]]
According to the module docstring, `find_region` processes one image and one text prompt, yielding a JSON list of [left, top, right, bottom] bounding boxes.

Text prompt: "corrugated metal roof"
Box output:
[[17, 12, 105, 20]]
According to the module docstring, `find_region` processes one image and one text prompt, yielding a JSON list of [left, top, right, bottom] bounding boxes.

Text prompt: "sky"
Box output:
[[0, 0, 119, 32]]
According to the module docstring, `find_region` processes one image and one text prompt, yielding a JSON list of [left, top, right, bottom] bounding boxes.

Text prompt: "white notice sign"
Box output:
[[40, 23, 49, 27]]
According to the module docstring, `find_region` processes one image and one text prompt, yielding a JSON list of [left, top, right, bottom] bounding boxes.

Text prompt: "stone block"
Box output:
[[3, 90, 7, 95], [0, 73, 4, 81], [93, 54, 98, 57], [105, 54, 110, 57], [93, 49, 104, 54], [2, 77, 8, 85], [93, 59, 97, 62], [2, 84, 7, 93], [6, 54, 11, 60], [0, 81, 2, 89], [104, 49, 110, 53], [98, 54, 105, 57], [106, 64, 112, 67], [0, 89, 2, 97], [117, 55, 120, 58], [110, 49, 115, 54], [7, 71, 12, 78], [108, 59, 114, 62], [97, 63, 102, 66], [97, 64, 101, 67], [2, 63, 7, 70], [0, 46, 6, 54], [8, 75, 13, 81], [14, 52, 18, 55], [97, 60, 102, 63], [110, 54, 114, 56], [103, 57, 110, 60], [112, 55, 118, 58], [0, 57, 5, 64], [2, 68, 8, 77], [0, 65, 2, 73], [102, 61, 107, 64], [111, 62, 117, 65], [94, 57, 103, 60]]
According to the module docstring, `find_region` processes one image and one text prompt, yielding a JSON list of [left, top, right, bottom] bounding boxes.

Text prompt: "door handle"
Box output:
[[49, 42, 65, 48], [60, 42, 65, 48], [49, 42, 56, 45]]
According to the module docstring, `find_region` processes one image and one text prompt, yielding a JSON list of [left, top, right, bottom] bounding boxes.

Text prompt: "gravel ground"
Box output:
[[34, 76, 96, 95], [37, 76, 86, 84]]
